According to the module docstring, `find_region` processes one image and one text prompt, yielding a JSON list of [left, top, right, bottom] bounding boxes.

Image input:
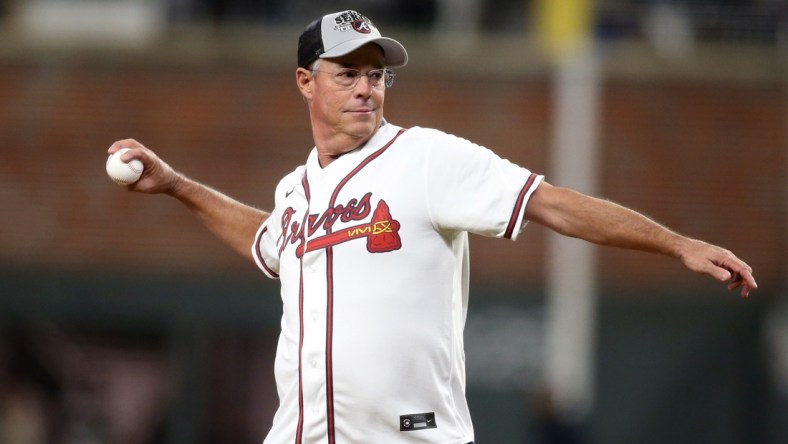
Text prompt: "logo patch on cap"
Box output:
[[333, 10, 375, 34], [352, 19, 372, 34]]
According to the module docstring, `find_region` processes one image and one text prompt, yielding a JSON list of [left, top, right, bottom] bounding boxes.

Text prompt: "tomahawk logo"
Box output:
[[296, 199, 401, 257]]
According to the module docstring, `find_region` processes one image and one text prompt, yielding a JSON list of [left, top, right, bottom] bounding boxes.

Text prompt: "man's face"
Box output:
[[307, 44, 387, 152]]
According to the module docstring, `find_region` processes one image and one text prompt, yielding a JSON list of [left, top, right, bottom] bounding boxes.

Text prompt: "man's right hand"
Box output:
[[107, 139, 182, 195]]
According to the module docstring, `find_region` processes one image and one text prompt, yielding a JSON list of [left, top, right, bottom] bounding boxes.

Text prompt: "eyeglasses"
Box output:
[[311, 68, 396, 89]]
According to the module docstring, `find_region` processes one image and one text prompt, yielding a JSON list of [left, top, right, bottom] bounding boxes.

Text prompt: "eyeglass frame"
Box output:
[[310, 67, 396, 89]]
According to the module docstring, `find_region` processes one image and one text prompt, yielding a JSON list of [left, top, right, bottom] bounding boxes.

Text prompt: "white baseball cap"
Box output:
[[297, 10, 408, 68]]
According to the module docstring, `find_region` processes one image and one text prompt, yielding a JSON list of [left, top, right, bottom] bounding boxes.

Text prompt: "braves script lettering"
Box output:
[[307, 193, 372, 235], [276, 192, 401, 258]]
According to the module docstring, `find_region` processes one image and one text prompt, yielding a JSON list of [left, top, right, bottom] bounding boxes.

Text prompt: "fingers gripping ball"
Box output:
[[106, 148, 143, 185]]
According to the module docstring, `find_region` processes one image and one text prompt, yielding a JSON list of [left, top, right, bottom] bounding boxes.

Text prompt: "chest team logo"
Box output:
[[278, 193, 401, 258], [296, 200, 401, 257]]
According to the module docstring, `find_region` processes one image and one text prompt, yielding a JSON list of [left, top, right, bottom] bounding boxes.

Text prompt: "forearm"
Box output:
[[574, 195, 685, 256], [526, 182, 756, 296], [528, 184, 689, 258], [106, 140, 270, 263], [170, 175, 269, 262]]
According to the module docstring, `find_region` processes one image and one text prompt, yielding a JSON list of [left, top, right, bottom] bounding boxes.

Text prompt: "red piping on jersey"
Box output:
[[295, 260, 305, 444], [504, 172, 538, 239], [321, 128, 406, 444], [294, 174, 311, 444], [254, 226, 279, 278]]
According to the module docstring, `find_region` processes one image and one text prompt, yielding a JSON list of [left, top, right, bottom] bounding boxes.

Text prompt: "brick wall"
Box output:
[[0, 55, 784, 291]]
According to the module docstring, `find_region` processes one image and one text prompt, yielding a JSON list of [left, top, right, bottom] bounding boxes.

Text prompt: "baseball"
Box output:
[[106, 148, 143, 185]]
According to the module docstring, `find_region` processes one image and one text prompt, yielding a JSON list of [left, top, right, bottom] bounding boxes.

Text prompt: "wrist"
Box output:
[[168, 173, 189, 198], [672, 236, 702, 261]]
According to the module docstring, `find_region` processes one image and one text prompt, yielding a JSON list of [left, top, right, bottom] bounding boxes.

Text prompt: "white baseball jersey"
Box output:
[[253, 123, 543, 444]]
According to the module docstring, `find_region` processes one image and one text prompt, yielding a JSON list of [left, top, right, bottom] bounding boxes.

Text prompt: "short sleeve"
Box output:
[[422, 129, 543, 240], [251, 168, 306, 279], [252, 214, 280, 279]]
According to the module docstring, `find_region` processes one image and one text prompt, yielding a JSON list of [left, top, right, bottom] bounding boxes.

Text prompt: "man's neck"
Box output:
[[313, 128, 376, 168]]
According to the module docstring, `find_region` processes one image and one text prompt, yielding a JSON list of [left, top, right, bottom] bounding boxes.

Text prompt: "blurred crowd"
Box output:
[[0, 0, 784, 44], [166, 0, 786, 44], [0, 326, 171, 444]]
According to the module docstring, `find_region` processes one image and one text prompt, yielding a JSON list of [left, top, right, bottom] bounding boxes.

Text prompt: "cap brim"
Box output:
[[321, 37, 408, 68]]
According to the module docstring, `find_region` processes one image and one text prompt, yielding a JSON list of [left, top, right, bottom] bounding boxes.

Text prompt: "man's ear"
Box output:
[[296, 68, 313, 100]]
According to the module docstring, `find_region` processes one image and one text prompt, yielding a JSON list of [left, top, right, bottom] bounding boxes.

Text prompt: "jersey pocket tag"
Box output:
[[400, 412, 437, 431]]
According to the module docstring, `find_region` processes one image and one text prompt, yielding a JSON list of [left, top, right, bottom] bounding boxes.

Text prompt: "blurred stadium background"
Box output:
[[0, 0, 785, 443]]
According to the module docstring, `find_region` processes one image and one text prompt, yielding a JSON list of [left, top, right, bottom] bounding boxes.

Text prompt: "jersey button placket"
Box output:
[[312, 386, 325, 413], [300, 188, 332, 434], [299, 251, 328, 436]]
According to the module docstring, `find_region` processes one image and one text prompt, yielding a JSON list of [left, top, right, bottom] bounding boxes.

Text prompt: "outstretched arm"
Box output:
[[524, 181, 757, 297], [107, 139, 269, 263]]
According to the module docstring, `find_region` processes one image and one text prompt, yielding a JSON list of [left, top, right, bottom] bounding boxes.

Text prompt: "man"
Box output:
[[107, 10, 756, 444]]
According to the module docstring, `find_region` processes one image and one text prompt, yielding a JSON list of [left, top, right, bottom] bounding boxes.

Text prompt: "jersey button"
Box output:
[[310, 359, 318, 369]]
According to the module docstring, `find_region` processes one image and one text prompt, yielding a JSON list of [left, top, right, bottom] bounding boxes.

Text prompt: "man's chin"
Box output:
[[344, 119, 379, 138]]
